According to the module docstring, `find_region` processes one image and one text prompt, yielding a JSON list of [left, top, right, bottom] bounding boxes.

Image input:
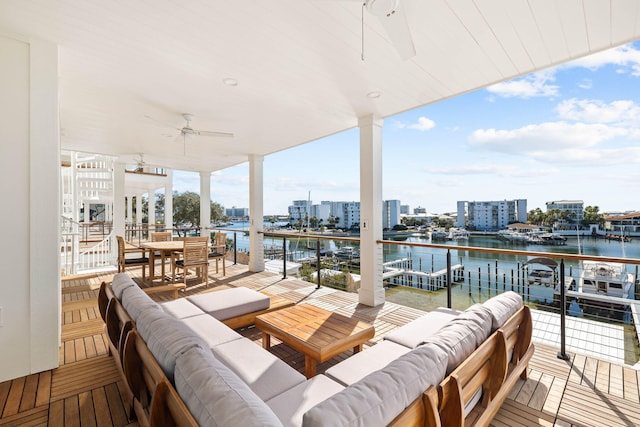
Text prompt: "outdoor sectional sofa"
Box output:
[[100, 272, 533, 427]]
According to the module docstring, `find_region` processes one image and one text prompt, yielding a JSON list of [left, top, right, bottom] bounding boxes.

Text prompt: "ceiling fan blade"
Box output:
[[144, 114, 181, 130], [197, 130, 234, 138], [376, 2, 415, 60]]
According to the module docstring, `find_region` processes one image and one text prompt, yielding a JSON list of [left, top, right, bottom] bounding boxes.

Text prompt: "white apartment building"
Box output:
[[383, 200, 402, 229], [457, 199, 527, 231], [545, 200, 584, 226], [288, 200, 312, 221], [225, 207, 249, 218]]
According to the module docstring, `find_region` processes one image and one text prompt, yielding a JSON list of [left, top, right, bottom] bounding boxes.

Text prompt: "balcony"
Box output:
[[3, 233, 640, 426]]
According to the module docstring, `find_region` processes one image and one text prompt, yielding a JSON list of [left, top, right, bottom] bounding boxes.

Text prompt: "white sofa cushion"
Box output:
[[324, 340, 411, 386], [136, 308, 208, 382], [212, 338, 306, 401], [180, 314, 243, 348], [422, 303, 493, 375], [187, 287, 270, 321], [482, 291, 523, 330], [111, 272, 136, 300], [160, 298, 205, 319], [175, 345, 284, 427], [384, 307, 461, 349], [121, 284, 160, 322], [302, 342, 448, 427], [266, 375, 345, 427]]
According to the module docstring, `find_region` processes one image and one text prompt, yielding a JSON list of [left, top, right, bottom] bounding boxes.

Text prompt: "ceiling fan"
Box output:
[[341, 0, 415, 60], [146, 113, 234, 154]]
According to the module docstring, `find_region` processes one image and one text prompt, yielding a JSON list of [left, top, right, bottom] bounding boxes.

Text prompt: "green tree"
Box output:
[[210, 201, 224, 223], [173, 191, 201, 227], [583, 205, 605, 227], [527, 208, 545, 225]]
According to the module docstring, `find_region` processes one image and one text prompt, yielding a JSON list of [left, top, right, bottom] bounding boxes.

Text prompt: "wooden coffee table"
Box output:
[[255, 303, 375, 378]]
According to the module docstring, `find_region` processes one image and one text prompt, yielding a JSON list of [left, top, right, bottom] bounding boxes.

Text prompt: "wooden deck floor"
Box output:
[[2, 263, 640, 426]]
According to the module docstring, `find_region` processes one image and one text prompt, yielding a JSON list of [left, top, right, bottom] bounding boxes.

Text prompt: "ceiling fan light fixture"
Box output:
[[366, 0, 399, 17]]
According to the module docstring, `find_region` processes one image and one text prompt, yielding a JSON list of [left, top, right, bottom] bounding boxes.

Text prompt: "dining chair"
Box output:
[[151, 231, 172, 242], [172, 236, 209, 286], [150, 231, 173, 277], [208, 232, 227, 276], [117, 235, 149, 280]]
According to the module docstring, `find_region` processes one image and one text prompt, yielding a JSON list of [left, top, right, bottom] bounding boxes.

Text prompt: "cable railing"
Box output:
[[252, 230, 640, 366]]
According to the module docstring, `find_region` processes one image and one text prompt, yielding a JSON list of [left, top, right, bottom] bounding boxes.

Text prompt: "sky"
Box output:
[[173, 41, 640, 216]]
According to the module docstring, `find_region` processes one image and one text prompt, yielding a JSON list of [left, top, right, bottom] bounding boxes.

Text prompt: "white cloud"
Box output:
[[556, 99, 640, 125], [487, 44, 640, 99], [566, 45, 640, 76], [487, 70, 559, 98], [426, 164, 558, 178], [395, 116, 436, 131], [468, 121, 638, 165], [409, 117, 436, 131], [577, 79, 593, 90], [435, 177, 464, 187]]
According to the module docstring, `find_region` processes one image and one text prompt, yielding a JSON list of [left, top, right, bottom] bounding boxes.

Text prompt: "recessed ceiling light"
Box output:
[[223, 78, 238, 86], [367, 91, 381, 98]]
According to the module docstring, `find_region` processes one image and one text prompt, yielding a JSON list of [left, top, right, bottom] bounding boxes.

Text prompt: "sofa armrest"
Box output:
[[143, 283, 186, 299]]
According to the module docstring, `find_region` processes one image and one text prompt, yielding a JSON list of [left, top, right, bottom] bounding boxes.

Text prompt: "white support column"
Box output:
[[200, 171, 211, 239], [126, 196, 133, 225], [248, 155, 264, 272], [165, 169, 174, 232], [358, 114, 385, 307], [136, 193, 143, 226], [113, 163, 126, 241], [148, 189, 156, 231]]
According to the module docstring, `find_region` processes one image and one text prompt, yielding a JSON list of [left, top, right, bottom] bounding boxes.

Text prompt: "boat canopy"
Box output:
[[525, 257, 558, 270]]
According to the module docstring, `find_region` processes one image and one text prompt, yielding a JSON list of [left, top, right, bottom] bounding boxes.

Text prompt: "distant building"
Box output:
[[225, 207, 248, 218], [545, 200, 584, 226], [290, 200, 360, 229], [414, 206, 427, 214], [457, 199, 527, 231], [605, 212, 640, 234], [288, 200, 312, 221], [400, 205, 410, 215], [382, 200, 402, 229]]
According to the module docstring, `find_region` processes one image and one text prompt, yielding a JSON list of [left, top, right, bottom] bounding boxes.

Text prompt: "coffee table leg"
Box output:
[[353, 344, 363, 354], [262, 333, 271, 350], [304, 355, 317, 379]]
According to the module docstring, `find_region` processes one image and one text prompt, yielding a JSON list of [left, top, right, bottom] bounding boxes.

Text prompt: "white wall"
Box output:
[[0, 35, 60, 381]]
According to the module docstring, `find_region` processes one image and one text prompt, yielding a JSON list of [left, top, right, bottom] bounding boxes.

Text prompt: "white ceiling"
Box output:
[[1, 0, 639, 173]]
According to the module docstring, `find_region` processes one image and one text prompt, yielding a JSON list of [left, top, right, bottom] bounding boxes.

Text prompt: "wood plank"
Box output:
[[48, 399, 64, 427], [78, 391, 97, 427], [2, 377, 25, 417], [91, 387, 113, 427], [623, 366, 640, 403], [64, 395, 80, 427], [104, 382, 128, 427], [34, 371, 51, 409], [17, 375, 38, 413], [0, 406, 49, 427]]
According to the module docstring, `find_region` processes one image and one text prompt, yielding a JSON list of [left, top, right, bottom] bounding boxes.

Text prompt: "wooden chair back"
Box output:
[[151, 231, 172, 242], [117, 235, 126, 271], [105, 297, 134, 363], [438, 332, 507, 427], [123, 330, 167, 427], [149, 380, 199, 427], [182, 236, 209, 268], [98, 281, 115, 322], [209, 232, 227, 276]]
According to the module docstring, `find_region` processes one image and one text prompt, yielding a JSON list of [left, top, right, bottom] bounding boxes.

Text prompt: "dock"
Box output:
[[383, 258, 465, 290]]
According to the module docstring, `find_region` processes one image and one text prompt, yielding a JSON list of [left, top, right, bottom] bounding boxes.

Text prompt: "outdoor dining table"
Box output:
[[139, 241, 185, 283]]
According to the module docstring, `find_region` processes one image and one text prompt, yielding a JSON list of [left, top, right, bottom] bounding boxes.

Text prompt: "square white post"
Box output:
[[358, 114, 385, 307], [200, 171, 211, 238], [248, 154, 265, 272]]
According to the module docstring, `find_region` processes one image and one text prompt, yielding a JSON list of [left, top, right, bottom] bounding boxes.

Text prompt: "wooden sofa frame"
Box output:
[[389, 305, 534, 427]]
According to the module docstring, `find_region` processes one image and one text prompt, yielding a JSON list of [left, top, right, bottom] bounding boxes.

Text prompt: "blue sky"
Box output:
[[174, 42, 640, 216]]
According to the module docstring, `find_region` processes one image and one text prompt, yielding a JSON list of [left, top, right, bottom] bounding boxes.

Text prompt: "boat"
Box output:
[[334, 246, 359, 260], [525, 257, 557, 287], [430, 228, 447, 241], [447, 227, 470, 241], [577, 261, 635, 300]]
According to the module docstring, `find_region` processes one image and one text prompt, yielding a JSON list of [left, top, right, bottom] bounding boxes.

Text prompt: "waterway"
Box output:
[[222, 224, 640, 363]]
